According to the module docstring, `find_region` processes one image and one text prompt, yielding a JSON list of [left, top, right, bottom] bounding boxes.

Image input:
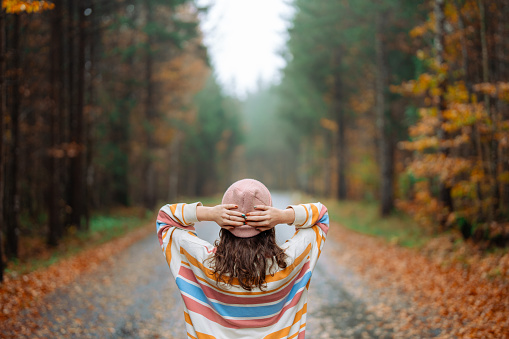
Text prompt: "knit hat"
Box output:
[[221, 179, 272, 238]]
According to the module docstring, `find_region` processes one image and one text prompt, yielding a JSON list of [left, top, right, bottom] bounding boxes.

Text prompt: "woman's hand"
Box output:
[[197, 204, 245, 231], [245, 206, 295, 232]]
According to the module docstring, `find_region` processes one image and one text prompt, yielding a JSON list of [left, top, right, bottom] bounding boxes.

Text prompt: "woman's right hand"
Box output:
[[197, 205, 245, 231]]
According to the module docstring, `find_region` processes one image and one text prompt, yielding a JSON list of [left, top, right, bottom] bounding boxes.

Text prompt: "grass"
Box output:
[[7, 207, 153, 276], [320, 198, 431, 248], [7, 197, 223, 276], [82, 208, 152, 244]]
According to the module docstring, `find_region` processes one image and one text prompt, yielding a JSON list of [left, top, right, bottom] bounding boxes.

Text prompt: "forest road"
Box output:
[[17, 193, 429, 338]]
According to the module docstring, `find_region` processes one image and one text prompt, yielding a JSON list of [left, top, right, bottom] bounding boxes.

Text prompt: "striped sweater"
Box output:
[[156, 202, 329, 339]]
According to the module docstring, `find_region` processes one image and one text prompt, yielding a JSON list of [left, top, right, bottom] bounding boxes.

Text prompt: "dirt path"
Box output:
[[6, 194, 443, 338]]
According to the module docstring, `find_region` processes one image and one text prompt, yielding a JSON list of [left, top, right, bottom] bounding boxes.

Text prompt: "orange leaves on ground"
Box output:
[[0, 224, 154, 336], [329, 222, 509, 338], [2, 0, 54, 13]]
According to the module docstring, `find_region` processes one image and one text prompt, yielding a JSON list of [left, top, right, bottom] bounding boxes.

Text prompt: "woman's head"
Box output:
[[221, 179, 272, 238], [208, 179, 288, 290]]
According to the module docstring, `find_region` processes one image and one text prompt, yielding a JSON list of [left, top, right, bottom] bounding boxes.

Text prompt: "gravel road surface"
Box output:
[[15, 193, 426, 338]]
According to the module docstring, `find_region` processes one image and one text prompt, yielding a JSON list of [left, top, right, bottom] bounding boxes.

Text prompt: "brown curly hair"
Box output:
[[207, 228, 288, 291]]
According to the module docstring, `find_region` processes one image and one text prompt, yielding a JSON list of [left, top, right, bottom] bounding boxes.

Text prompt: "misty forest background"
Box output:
[[1, 0, 509, 282]]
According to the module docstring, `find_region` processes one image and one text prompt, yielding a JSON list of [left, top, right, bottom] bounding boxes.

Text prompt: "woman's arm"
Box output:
[[196, 204, 246, 231]]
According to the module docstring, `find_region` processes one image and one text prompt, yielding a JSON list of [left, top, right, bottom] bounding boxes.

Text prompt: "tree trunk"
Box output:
[[478, 0, 499, 220], [434, 0, 454, 227], [65, 0, 81, 228], [497, 0, 509, 212], [69, 0, 87, 230], [0, 6, 6, 282], [333, 48, 347, 200], [452, 0, 472, 93], [85, 0, 97, 224], [375, 12, 394, 216], [168, 132, 180, 202], [48, 0, 64, 247], [4, 13, 21, 259], [111, 20, 136, 207], [143, 0, 156, 209]]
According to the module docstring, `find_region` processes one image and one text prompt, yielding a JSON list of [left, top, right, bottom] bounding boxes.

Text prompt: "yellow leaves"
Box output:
[[409, 16, 434, 38], [408, 154, 472, 184], [2, 0, 54, 13], [416, 49, 427, 60], [446, 81, 469, 103], [473, 82, 497, 97], [320, 118, 338, 132], [391, 73, 434, 96], [473, 82, 509, 102], [470, 167, 484, 183], [413, 73, 434, 95], [442, 102, 487, 132], [451, 181, 476, 199], [401, 136, 438, 151], [440, 133, 470, 148], [498, 172, 509, 184], [410, 24, 429, 38]]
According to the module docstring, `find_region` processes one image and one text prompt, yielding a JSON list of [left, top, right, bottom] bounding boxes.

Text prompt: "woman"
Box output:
[[156, 179, 329, 339]]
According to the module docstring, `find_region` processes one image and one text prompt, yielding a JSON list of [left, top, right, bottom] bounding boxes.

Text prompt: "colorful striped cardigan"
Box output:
[[156, 202, 329, 339]]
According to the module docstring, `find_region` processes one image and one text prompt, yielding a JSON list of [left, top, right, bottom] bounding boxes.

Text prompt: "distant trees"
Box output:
[[278, 0, 509, 242], [0, 0, 241, 282], [279, 0, 423, 207]]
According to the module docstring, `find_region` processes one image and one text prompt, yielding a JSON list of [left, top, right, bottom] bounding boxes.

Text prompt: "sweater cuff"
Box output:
[[287, 205, 307, 227], [183, 202, 202, 225]]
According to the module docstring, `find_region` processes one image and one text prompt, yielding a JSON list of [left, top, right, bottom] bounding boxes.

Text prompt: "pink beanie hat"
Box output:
[[221, 179, 272, 238]]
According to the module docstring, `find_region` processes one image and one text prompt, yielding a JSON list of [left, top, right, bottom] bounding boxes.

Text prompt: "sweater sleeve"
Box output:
[[156, 202, 213, 278], [283, 202, 329, 270], [156, 202, 202, 246], [287, 202, 329, 235]]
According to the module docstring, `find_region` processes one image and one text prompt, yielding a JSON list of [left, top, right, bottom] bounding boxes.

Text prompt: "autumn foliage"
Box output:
[[394, 1, 509, 243], [1, 0, 54, 14]]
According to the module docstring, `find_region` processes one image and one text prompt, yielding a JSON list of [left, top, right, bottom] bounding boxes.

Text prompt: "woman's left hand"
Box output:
[[245, 206, 295, 232]]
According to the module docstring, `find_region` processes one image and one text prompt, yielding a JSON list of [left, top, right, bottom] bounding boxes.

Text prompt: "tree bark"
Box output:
[[375, 12, 394, 216], [4, 13, 21, 259], [452, 0, 472, 93], [111, 17, 136, 207], [497, 0, 509, 212], [143, 0, 156, 209], [0, 6, 6, 282], [69, 0, 87, 230], [48, 0, 64, 247], [85, 0, 97, 224]]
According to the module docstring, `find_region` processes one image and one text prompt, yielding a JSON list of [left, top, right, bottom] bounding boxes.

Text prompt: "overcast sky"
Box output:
[[196, 0, 294, 97]]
